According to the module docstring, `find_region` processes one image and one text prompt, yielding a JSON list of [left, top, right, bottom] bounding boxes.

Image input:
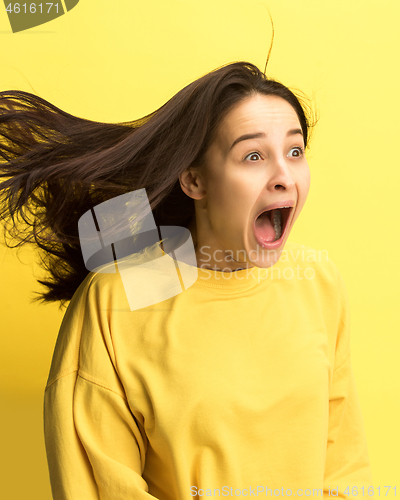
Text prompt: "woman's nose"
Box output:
[[267, 157, 296, 191]]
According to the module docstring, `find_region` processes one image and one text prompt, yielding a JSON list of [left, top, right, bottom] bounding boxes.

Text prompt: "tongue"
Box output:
[[254, 213, 276, 242]]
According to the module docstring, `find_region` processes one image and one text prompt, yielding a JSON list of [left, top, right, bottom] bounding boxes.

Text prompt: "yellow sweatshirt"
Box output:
[[43, 240, 373, 499]]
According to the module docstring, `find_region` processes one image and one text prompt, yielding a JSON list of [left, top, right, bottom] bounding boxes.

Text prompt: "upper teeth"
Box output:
[[258, 206, 290, 217]]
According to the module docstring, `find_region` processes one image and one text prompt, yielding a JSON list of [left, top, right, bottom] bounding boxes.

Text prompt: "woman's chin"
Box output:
[[249, 249, 283, 268], [244, 232, 287, 268]]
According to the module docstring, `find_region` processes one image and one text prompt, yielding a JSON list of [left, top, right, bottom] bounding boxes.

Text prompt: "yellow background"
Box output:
[[0, 0, 398, 497]]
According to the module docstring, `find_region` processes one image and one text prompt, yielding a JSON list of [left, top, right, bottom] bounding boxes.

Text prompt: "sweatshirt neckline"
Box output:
[[144, 241, 271, 289]]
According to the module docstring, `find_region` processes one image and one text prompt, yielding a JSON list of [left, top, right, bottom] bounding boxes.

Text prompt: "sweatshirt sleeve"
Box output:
[[323, 268, 374, 499], [43, 274, 160, 500]]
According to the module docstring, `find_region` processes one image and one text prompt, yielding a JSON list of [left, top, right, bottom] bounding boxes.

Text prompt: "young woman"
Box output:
[[0, 61, 373, 499]]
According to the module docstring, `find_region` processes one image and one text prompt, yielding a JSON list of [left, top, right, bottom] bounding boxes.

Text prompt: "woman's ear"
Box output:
[[179, 167, 206, 200]]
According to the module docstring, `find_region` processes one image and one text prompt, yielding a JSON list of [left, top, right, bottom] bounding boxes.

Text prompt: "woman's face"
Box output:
[[181, 93, 311, 270]]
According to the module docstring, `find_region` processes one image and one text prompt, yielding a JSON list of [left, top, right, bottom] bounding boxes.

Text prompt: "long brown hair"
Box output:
[[0, 61, 317, 309]]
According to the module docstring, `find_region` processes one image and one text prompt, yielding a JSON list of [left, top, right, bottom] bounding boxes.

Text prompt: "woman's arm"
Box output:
[[43, 272, 160, 500], [44, 371, 158, 500], [323, 269, 374, 499]]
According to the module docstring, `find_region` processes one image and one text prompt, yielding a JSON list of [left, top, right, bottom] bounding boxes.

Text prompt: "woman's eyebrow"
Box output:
[[229, 129, 303, 151]]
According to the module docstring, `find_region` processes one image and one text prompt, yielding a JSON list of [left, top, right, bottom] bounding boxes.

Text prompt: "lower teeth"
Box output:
[[272, 210, 282, 241]]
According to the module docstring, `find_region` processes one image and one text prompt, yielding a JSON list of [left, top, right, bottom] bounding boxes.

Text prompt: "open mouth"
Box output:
[[254, 206, 292, 247]]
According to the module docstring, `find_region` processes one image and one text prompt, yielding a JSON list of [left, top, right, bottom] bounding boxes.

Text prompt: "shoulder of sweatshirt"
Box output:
[[44, 242, 163, 389], [283, 240, 346, 290]]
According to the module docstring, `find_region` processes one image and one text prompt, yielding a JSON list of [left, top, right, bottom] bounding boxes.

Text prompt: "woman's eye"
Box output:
[[288, 147, 304, 158], [244, 151, 262, 161]]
